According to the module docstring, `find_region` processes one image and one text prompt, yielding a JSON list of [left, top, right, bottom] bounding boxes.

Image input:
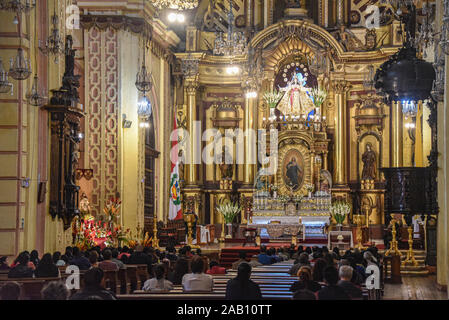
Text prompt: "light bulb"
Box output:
[[168, 13, 177, 22], [177, 14, 185, 23]]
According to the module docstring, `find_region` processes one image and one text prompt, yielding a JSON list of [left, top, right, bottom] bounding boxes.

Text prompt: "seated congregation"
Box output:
[[0, 244, 381, 300]]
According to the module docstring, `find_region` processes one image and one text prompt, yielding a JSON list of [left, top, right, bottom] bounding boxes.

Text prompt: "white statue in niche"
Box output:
[[278, 73, 315, 116]]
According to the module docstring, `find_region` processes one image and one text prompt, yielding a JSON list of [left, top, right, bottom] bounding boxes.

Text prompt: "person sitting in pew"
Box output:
[[168, 258, 189, 285], [206, 261, 226, 275], [8, 252, 34, 279], [128, 245, 153, 274], [182, 256, 213, 292], [290, 267, 321, 293], [293, 289, 316, 300], [232, 251, 248, 270], [111, 249, 125, 270], [337, 265, 363, 300], [35, 253, 60, 278], [0, 281, 21, 300], [98, 249, 119, 271], [52, 252, 64, 267], [0, 256, 10, 270], [312, 258, 327, 282], [70, 267, 116, 300], [88, 251, 99, 268], [165, 246, 178, 262], [317, 266, 350, 300], [69, 247, 91, 271], [257, 246, 274, 265], [143, 264, 173, 293], [225, 263, 262, 300], [41, 281, 69, 300], [289, 252, 310, 276]]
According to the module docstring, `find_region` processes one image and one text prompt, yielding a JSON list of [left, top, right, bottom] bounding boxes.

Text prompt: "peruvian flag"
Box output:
[[169, 116, 183, 220]]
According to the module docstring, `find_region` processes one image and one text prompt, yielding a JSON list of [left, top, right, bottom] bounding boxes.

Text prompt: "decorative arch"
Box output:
[[250, 20, 346, 70]]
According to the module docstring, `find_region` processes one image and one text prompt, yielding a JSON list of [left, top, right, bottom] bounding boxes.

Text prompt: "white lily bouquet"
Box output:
[[329, 200, 351, 225], [309, 86, 328, 109], [263, 90, 283, 109], [305, 183, 314, 193], [216, 199, 241, 224]]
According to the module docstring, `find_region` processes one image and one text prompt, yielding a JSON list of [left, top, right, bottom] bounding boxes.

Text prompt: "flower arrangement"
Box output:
[[278, 195, 290, 204], [263, 90, 283, 109], [216, 199, 241, 224], [309, 86, 328, 109], [103, 197, 122, 225], [330, 200, 351, 225], [305, 183, 314, 193]]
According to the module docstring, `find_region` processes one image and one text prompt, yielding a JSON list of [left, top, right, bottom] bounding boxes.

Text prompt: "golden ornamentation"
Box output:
[[402, 226, 418, 266], [385, 221, 401, 257]]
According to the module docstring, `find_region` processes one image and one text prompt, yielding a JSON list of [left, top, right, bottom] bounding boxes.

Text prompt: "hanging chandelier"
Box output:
[[0, 0, 35, 24], [374, 2, 435, 105], [39, 10, 64, 63], [26, 74, 46, 106], [0, 58, 13, 94], [135, 43, 153, 93], [363, 65, 375, 91], [150, 0, 199, 10], [307, 49, 328, 77], [213, 0, 247, 57], [9, 48, 32, 80], [137, 95, 152, 118]]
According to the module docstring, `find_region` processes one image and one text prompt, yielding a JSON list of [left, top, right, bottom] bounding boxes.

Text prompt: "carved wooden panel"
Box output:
[[86, 27, 119, 215]]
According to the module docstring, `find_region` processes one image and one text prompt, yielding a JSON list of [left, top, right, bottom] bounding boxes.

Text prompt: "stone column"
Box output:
[[185, 80, 199, 186], [391, 101, 404, 167], [333, 80, 351, 186], [243, 96, 257, 185]]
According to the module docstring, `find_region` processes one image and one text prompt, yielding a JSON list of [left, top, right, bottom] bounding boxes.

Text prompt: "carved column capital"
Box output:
[[333, 80, 352, 94], [185, 80, 199, 95]]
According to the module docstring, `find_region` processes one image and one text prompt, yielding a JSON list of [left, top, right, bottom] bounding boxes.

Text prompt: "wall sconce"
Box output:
[[122, 114, 132, 128], [21, 178, 30, 188]]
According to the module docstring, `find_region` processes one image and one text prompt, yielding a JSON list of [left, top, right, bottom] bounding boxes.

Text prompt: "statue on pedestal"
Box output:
[[362, 143, 377, 180]]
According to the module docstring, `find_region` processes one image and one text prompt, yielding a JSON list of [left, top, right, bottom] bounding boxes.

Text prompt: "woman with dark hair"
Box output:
[[52, 251, 61, 264], [312, 258, 327, 282], [8, 252, 34, 278], [323, 253, 336, 268], [333, 247, 341, 260], [168, 258, 189, 285], [143, 264, 173, 292], [290, 266, 321, 293], [0, 256, 10, 270], [225, 262, 262, 300], [30, 250, 39, 268], [88, 251, 99, 267], [182, 256, 213, 292], [35, 253, 60, 278]]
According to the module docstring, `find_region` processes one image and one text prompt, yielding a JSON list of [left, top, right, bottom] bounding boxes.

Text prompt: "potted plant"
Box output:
[[329, 200, 351, 230], [216, 199, 241, 239]]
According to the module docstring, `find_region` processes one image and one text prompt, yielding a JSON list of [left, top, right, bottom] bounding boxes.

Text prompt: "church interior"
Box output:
[[0, 0, 448, 301]]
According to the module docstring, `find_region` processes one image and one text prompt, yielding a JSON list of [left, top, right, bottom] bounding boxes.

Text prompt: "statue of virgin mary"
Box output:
[[277, 73, 315, 116]]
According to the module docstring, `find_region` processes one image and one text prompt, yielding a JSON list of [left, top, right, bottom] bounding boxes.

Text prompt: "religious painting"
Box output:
[[282, 149, 305, 191]]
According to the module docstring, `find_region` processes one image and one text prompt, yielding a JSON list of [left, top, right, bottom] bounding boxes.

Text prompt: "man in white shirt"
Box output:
[[182, 257, 214, 292]]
